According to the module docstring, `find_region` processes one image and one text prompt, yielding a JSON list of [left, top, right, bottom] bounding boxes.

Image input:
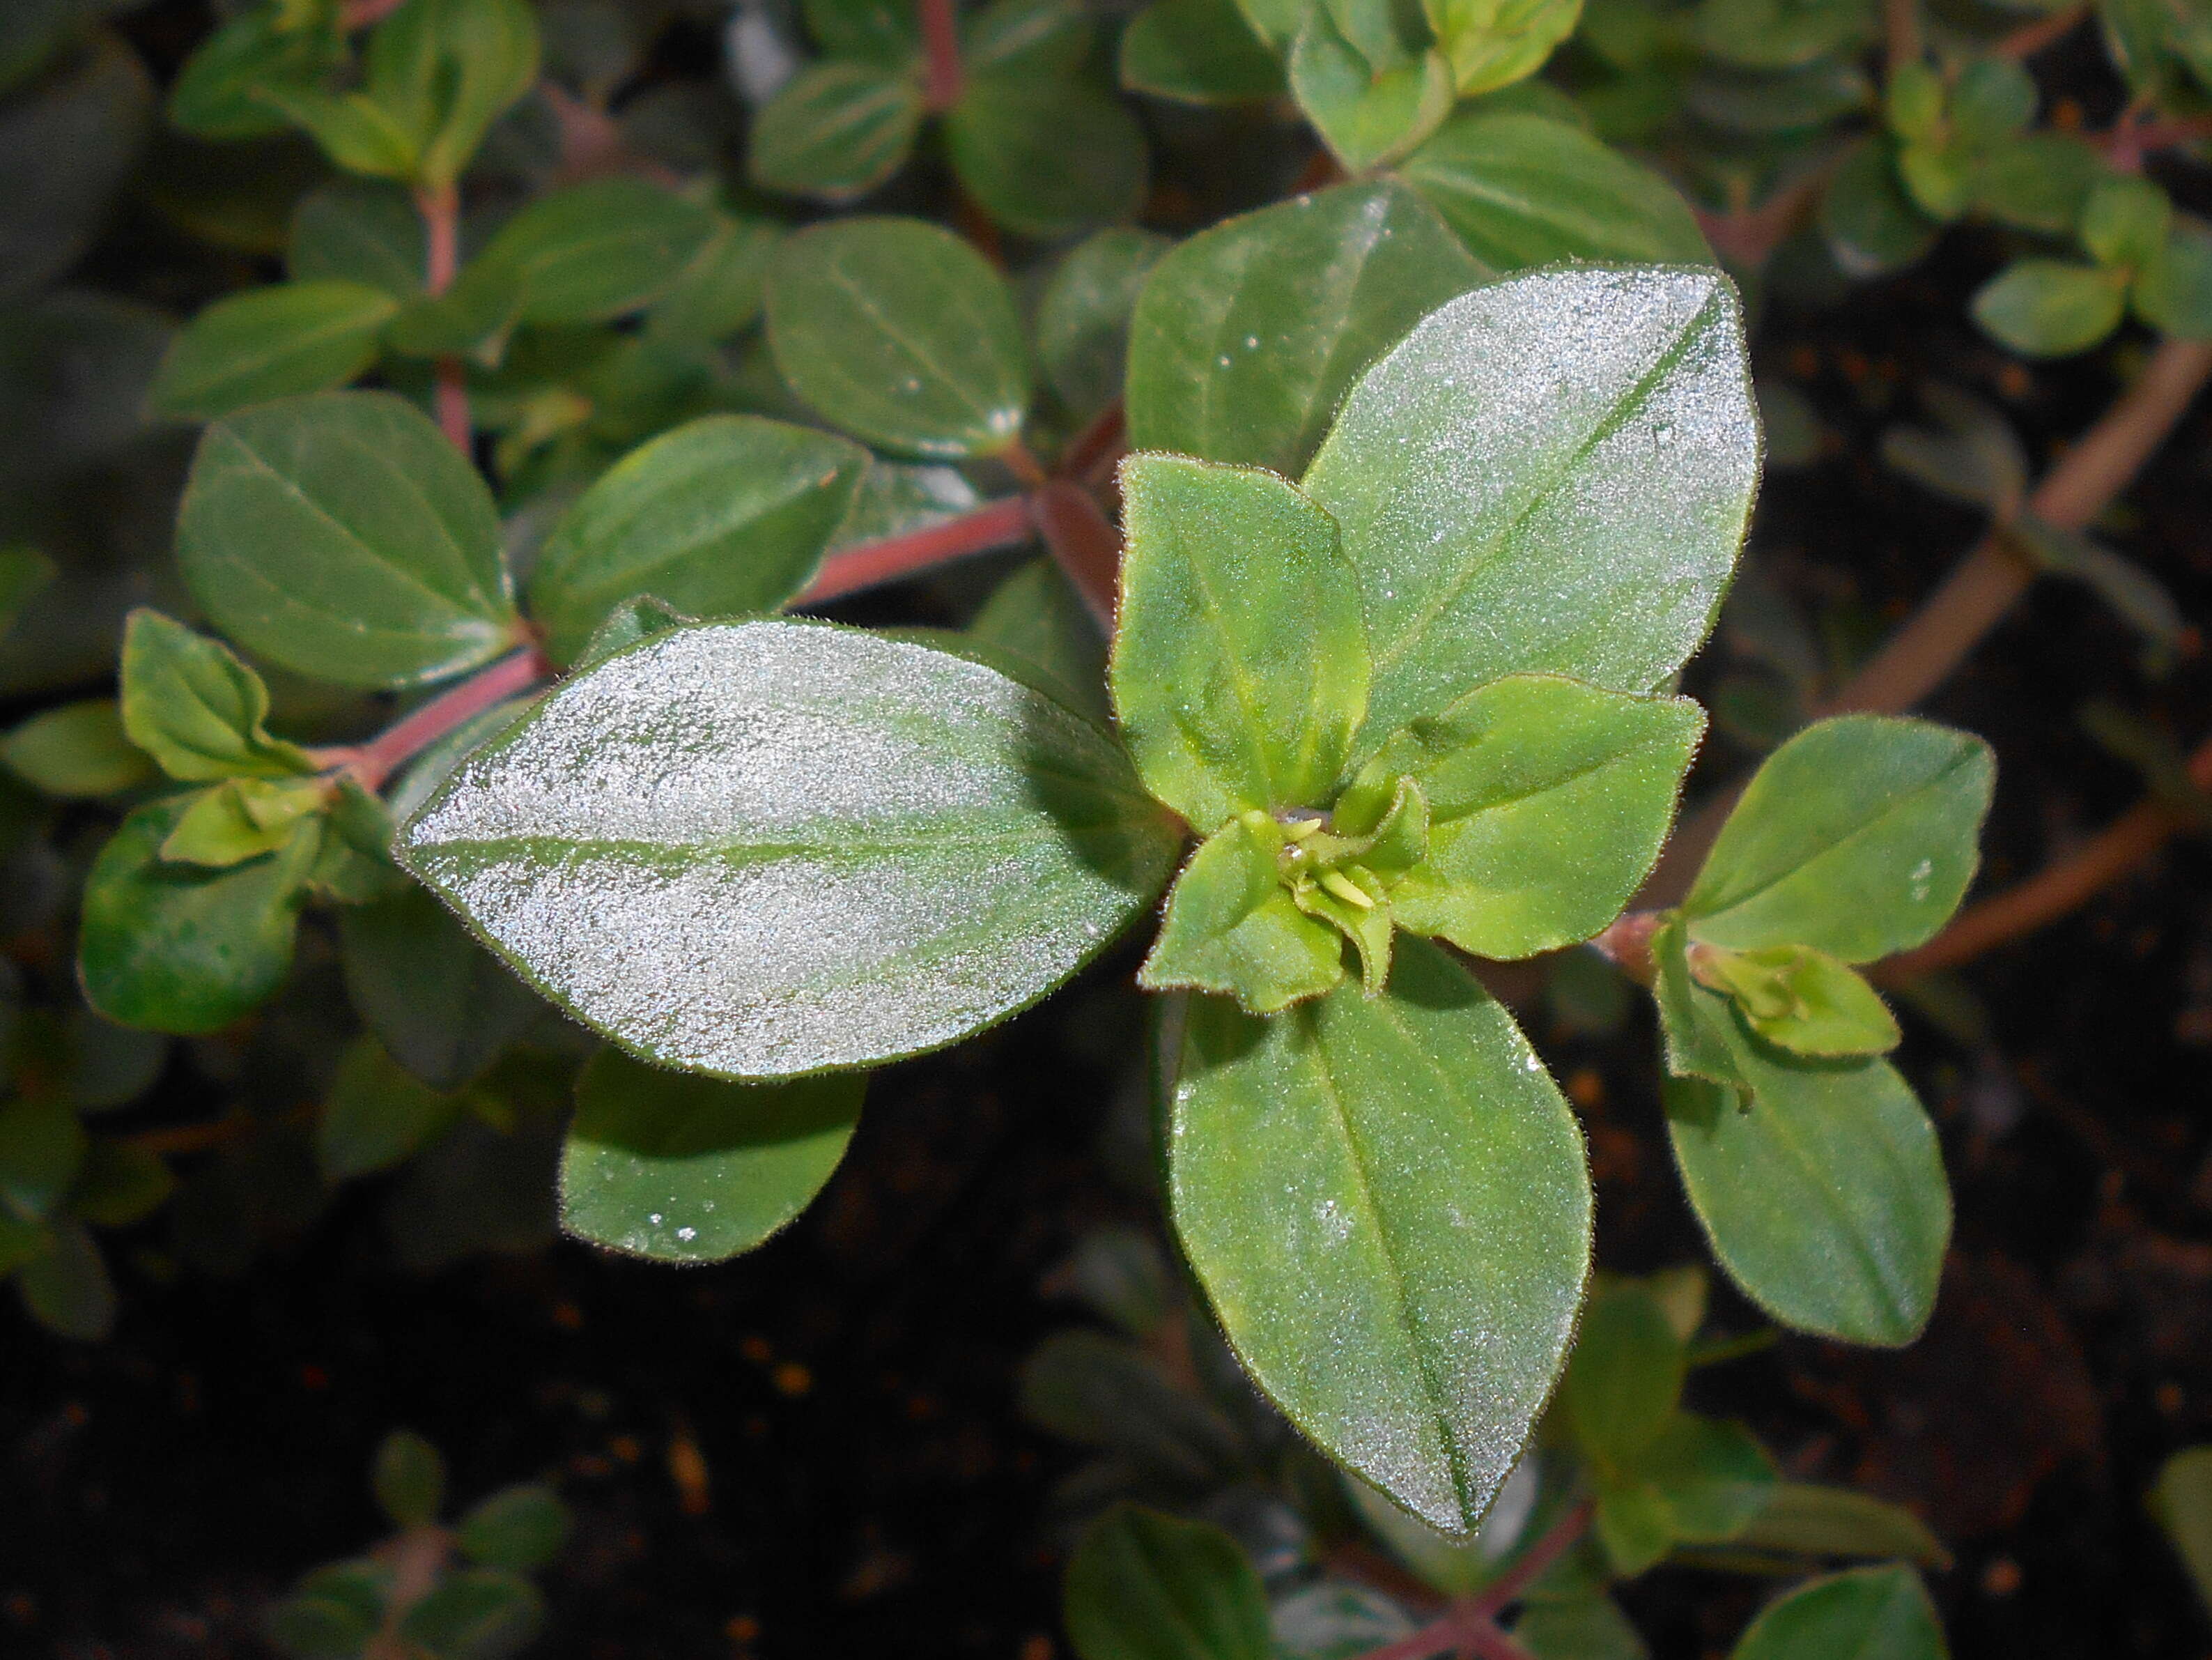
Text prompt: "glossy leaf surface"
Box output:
[[1113, 455, 1368, 828], [1303, 266, 1758, 751], [561, 1048, 863, 1261], [1169, 937, 1591, 1533], [766, 217, 1031, 459], [176, 392, 518, 689], [1127, 182, 1487, 476], [399, 622, 1180, 1079], [528, 415, 867, 663]]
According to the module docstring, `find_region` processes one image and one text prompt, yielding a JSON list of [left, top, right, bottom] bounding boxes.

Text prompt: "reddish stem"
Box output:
[[1995, 1, 2086, 58], [339, 0, 408, 26], [1469, 1499, 1594, 1617], [920, 0, 964, 111], [1031, 481, 1122, 631], [796, 496, 1037, 606], [1003, 437, 1049, 489], [415, 183, 471, 452], [1060, 401, 1127, 486], [1347, 1500, 1592, 1660], [314, 646, 552, 793]]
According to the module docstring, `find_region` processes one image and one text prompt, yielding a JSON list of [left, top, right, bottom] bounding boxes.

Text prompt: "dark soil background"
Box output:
[[9, 6, 2212, 1657]]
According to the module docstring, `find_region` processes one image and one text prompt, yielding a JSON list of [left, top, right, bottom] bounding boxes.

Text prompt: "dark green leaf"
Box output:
[[1682, 715, 1994, 962], [456, 1484, 572, 1571], [68, 1137, 176, 1226], [945, 76, 1150, 241], [150, 281, 399, 422], [1037, 228, 1170, 420], [265, 1592, 377, 1660], [964, 0, 1095, 76], [372, 1428, 446, 1528], [1970, 132, 2103, 238], [968, 558, 1110, 726], [528, 415, 867, 663], [1121, 0, 1283, 102], [0, 1098, 88, 1221], [0, 37, 153, 304], [79, 793, 314, 1034], [399, 621, 1180, 1079], [1065, 1504, 1272, 1660], [318, 1036, 463, 1181], [766, 217, 1032, 459], [3, 700, 153, 797], [1727, 1566, 1947, 1660], [1819, 137, 1939, 278], [1303, 265, 1756, 750], [17, 1217, 114, 1339], [746, 61, 925, 202], [398, 1567, 543, 1657], [176, 391, 518, 689], [2135, 215, 2212, 339], [1398, 112, 1710, 269], [1638, 1413, 1777, 1542], [1127, 180, 1487, 475], [561, 1047, 861, 1261], [805, 0, 922, 61], [1688, 0, 1875, 68], [339, 882, 543, 1091], [168, 7, 345, 140], [644, 215, 780, 348], [1019, 1329, 1248, 1488], [481, 178, 720, 326], [1170, 937, 1590, 1534]]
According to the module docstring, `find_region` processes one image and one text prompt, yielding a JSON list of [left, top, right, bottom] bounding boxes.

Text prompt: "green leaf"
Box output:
[[1972, 258, 2128, 358], [1687, 942, 1900, 1057], [1682, 715, 1993, 962], [968, 558, 1111, 726], [1303, 266, 1756, 751], [1562, 1284, 1685, 1470], [118, 610, 317, 783], [1687, 0, 1875, 68], [1140, 814, 1347, 1010], [289, 178, 428, 298], [455, 1484, 571, 1571], [158, 777, 327, 867], [69, 1137, 176, 1227], [1064, 1504, 1272, 1660], [2153, 1447, 2212, 1609], [398, 1569, 543, 1655], [398, 620, 1180, 1079], [0, 1098, 88, 1221], [318, 1036, 463, 1181], [479, 178, 720, 327], [1970, 132, 2103, 238], [1120, 0, 1284, 103], [561, 1047, 863, 1261], [0, 545, 54, 637], [1514, 1588, 1647, 1660], [1664, 985, 1948, 1345], [1398, 113, 1712, 269], [1735, 1482, 1949, 1567], [150, 281, 399, 424], [945, 76, 1150, 243], [1727, 1566, 1947, 1660], [1593, 1481, 1675, 1575], [527, 415, 867, 663], [3, 700, 155, 797], [339, 882, 542, 1091], [1637, 1413, 1778, 1542], [176, 390, 519, 689], [1290, 6, 1455, 173], [1819, 137, 1938, 278], [2134, 215, 2212, 339], [254, 85, 422, 183], [366, 0, 541, 191], [17, 1218, 114, 1340], [748, 60, 925, 201], [2082, 173, 2172, 270], [766, 217, 1032, 460], [265, 1592, 378, 1660], [644, 215, 780, 349], [373, 1427, 447, 1528], [1019, 1328, 1247, 1486], [1113, 455, 1368, 827], [1426, 0, 1583, 97], [167, 5, 346, 141], [1037, 228, 1171, 420], [1168, 937, 1591, 1534], [79, 793, 315, 1034], [805, 0, 922, 60], [1126, 181, 1487, 476], [1337, 675, 1702, 960], [964, 0, 1096, 76]]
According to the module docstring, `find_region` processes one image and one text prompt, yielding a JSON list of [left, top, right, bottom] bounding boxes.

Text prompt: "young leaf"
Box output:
[[1687, 942, 1901, 1057], [398, 622, 1180, 1079], [1126, 181, 1488, 477], [372, 1428, 447, 1528], [1971, 259, 2128, 358], [1140, 813, 1347, 1011], [118, 610, 316, 784], [1120, 0, 1284, 103], [1064, 1505, 1272, 1660], [79, 793, 316, 1034], [339, 883, 541, 1091], [1398, 112, 1712, 268], [3, 700, 155, 798], [1289, 6, 1455, 173], [527, 415, 868, 663], [150, 280, 400, 422], [1113, 455, 1369, 827], [1426, 0, 1584, 96], [167, 5, 347, 141], [1338, 675, 1703, 960], [1303, 266, 1758, 750], [1664, 981, 1948, 1345], [364, 0, 541, 192], [158, 778, 326, 867], [766, 217, 1032, 459], [318, 1036, 463, 1181], [1727, 1566, 1947, 1660], [176, 392, 518, 689], [560, 1047, 864, 1261], [1168, 937, 1591, 1535], [944, 77, 1150, 241], [455, 1484, 572, 1571], [748, 61, 927, 202], [1682, 715, 1994, 962]]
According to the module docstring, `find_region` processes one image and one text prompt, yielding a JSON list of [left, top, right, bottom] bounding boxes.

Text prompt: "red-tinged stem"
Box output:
[[920, 0, 964, 111], [1469, 1499, 1594, 1617], [311, 645, 552, 793], [1884, 0, 1922, 74], [433, 362, 470, 452], [1995, 1, 2086, 57], [795, 496, 1037, 606], [1346, 1500, 1593, 1660], [1003, 437, 1049, 489], [1060, 401, 1127, 486], [340, 0, 408, 26], [415, 183, 472, 452], [2098, 114, 2212, 171], [1032, 480, 1122, 631]]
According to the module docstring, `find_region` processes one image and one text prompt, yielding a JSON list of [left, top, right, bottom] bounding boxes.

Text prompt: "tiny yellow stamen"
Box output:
[[1320, 870, 1373, 909]]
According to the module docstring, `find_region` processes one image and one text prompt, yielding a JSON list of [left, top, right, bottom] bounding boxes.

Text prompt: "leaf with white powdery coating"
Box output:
[[1169, 936, 1591, 1534], [176, 391, 518, 689], [398, 620, 1181, 1080], [1113, 455, 1369, 828], [527, 415, 867, 663], [1305, 266, 1755, 751], [561, 1047, 863, 1262]]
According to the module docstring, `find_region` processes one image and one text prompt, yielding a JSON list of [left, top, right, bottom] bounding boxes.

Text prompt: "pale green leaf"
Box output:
[[1972, 259, 2128, 358], [3, 700, 154, 798], [1139, 814, 1347, 1011]]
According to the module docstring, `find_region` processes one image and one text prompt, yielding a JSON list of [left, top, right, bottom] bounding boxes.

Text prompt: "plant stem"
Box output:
[[1469, 1498, 1594, 1617], [1002, 436, 1049, 489], [1060, 401, 1127, 487], [1995, 1, 2087, 58], [795, 495, 1037, 606], [920, 0, 964, 111], [339, 0, 408, 26], [1031, 480, 1122, 630], [415, 182, 472, 453], [314, 645, 553, 793], [365, 1525, 454, 1660], [1883, 0, 1922, 72], [1345, 1500, 1593, 1660]]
